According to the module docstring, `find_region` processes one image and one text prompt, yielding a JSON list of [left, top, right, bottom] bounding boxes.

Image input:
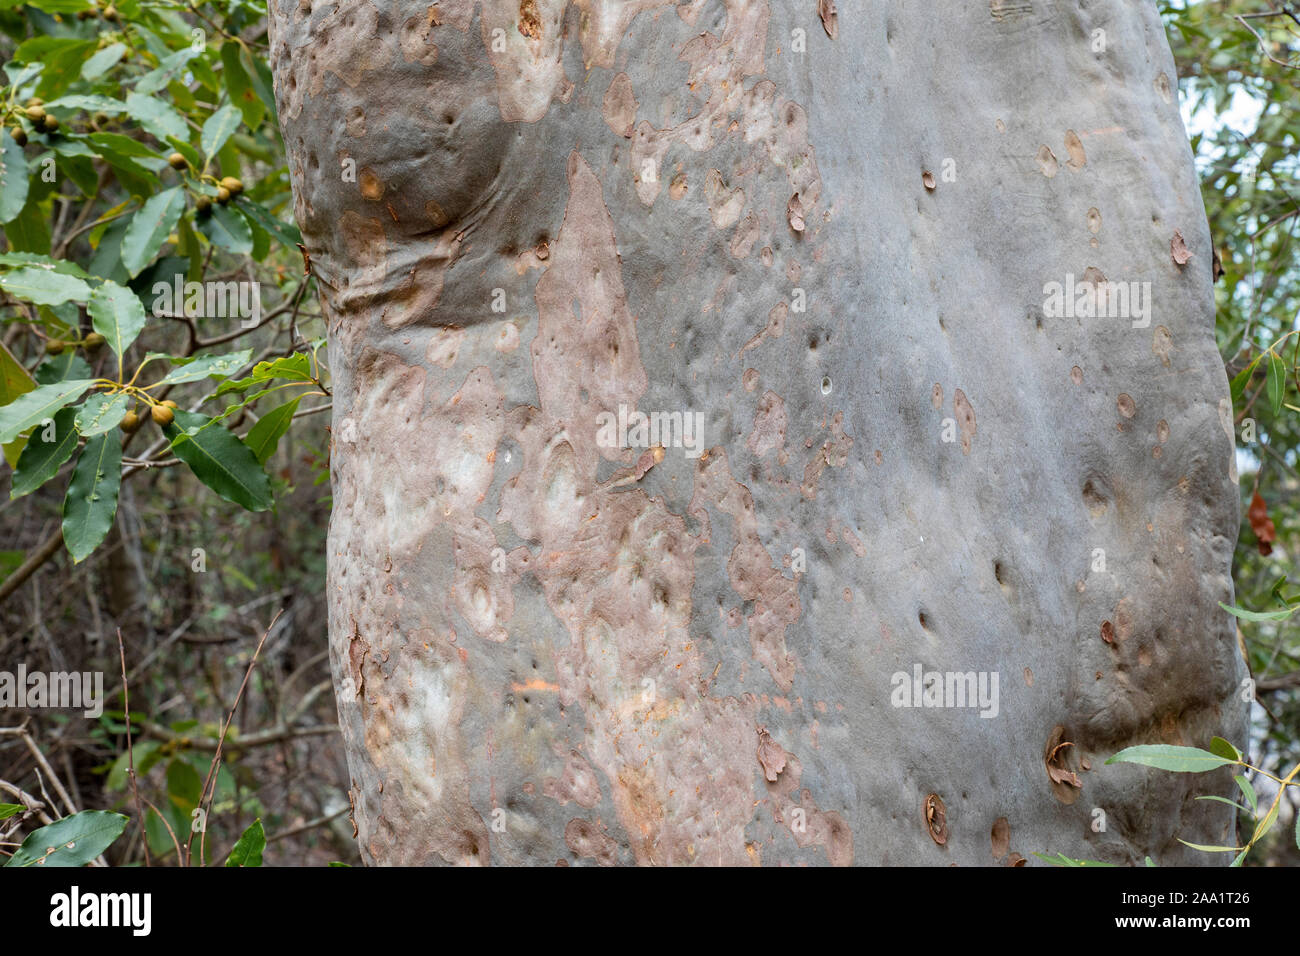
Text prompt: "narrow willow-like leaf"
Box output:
[[1105, 744, 1238, 773], [1218, 601, 1293, 622]]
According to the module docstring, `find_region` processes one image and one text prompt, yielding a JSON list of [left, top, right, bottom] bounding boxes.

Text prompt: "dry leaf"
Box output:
[[991, 817, 1010, 859], [922, 170, 936, 190], [1045, 725, 1083, 802], [1170, 229, 1192, 266], [818, 0, 838, 39], [924, 793, 948, 846], [1248, 490, 1276, 556]]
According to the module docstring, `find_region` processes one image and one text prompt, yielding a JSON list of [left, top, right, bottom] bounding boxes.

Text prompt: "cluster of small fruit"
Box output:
[[8, 98, 58, 144], [7, 106, 246, 216]]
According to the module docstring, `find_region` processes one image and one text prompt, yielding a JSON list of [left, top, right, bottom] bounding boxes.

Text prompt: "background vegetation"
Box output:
[[0, 0, 1294, 865]]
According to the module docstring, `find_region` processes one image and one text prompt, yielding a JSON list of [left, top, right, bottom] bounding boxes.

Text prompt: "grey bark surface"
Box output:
[[268, 0, 1246, 865]]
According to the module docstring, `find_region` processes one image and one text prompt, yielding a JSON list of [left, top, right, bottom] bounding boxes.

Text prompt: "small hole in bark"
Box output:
[[918, 610, 931, 630]]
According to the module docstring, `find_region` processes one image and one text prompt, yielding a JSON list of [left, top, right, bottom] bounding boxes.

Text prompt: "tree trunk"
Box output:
[[268, 0, 1245, 865]]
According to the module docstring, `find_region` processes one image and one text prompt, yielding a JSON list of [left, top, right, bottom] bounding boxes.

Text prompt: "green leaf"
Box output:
[[0, 803, 23, 820], [74, 392, 129, 436], [0, 339, 37, 467], [1234, 775, 1258, 813], [125, 91, 188, 142], [135, 47, 200, 96], [1193, 795, 1251, 812], [6, 196, 51, 254], [86, 132, 160, 161], [235, 198, 301, 247], [4, 810, 128, 867], [62, 430, 123, 563], [225, 819, 265, 867], [0, 379, 96, 445], [1231, 356, 1260, 405], [44, 94, 126, 114], [0, 268, 92, 306], [198, 203, 253, 255], [221, 40, 264, 129], [79, 43, 127, 81], [164, 409, 272, 511], [0, 252, 90, 276], [1218, 601, 1293, 622], [1105, 745, 1238, 773], [1266, 350, 1286, 416], [216, 353, 312, 395], [1208, 737, 1241, 762], [246, 397, 300, 465], [201, 104, 242, 160], [4, 61, 43, 89], [11, 406, 77, 498], [0, 130, 29, 224], [35, 352, 93, 385], [121, 187, 186, 277], [155, 349, 252, 385], [88, 280, 148, 363], [1176, 840, 1241, 853], [1031, 851, 1115, 867]]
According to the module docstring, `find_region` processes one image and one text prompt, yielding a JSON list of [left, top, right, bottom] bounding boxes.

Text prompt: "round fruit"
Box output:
[[25, 97, 42, 108], [10, 127, 26, 146], [161, 399, 179, 409], [151, 405, 175, 427], [83, 332, 106, 350], [168, 152, 187, 170], [91, 111, 109, 127], [103, 5, 118, 20], [45, 339, 66, 355], [121, 411, 141, 433], [216, 186, 231, 203], [196, 196, 212, 213], [219, 176, 244, 195], [24, 105, 45, 123], [42, 116, 57, 132]]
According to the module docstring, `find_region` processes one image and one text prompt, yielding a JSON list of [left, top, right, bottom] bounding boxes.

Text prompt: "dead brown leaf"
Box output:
[[924, 793, 948, 846], [1249, 490, 1276, 556], [818, 0, 838, 39], [1170, 229, 1192, 265]]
